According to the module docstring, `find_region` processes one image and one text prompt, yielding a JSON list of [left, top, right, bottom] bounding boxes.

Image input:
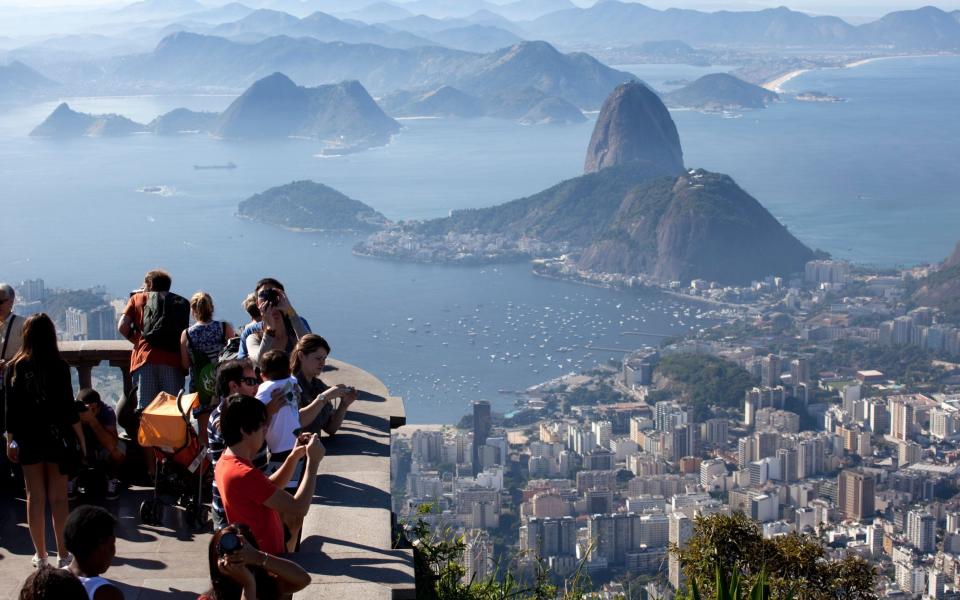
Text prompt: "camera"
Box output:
[[218, 531, 243, 556], [75, 400, 90, 413], [258, 288, 280, 306]]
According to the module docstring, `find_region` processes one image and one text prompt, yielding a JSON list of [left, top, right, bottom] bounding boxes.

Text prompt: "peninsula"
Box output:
[[354, 82, 814, 286]]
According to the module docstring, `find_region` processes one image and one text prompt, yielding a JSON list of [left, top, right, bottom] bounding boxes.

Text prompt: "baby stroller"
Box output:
[[137, 391, 211, 529]]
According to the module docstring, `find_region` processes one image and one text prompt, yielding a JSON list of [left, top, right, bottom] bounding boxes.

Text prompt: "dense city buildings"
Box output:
[[391, 256, 960, 596]]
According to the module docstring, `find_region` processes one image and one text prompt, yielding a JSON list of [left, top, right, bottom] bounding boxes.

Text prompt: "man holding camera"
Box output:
[[238, 278, 311, 365], [75, 389, 124, 500], [215, 394, 323, 556]]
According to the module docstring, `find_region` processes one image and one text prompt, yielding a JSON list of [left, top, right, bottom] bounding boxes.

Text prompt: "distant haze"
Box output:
[[5, 0, 960, 19]]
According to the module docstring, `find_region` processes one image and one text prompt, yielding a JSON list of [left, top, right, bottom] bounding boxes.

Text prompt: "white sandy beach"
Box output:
[[761, 69, 811, 93], [761, 54, 951, 93]]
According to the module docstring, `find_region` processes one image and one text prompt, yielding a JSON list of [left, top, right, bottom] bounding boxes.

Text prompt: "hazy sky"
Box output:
[[3, 0, 959, 19]]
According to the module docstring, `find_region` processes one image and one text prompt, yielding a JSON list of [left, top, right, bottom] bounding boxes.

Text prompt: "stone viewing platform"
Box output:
[[0, 341, 414, 599]]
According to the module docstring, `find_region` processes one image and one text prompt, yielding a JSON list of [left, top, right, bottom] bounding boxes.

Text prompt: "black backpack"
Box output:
[[142, 291, 190, 353]]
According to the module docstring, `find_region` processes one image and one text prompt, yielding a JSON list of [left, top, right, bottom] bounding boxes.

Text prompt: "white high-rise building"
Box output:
[[907, 510, 936, 553], [668, 512, 693, 590], [591, 421, 613, 450]]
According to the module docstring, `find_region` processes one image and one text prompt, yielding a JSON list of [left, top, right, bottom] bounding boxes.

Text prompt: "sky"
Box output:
[[1, 0, 958, 19]]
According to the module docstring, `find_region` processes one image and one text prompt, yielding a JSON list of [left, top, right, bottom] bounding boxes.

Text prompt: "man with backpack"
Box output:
[[117, 270, 188, 410]]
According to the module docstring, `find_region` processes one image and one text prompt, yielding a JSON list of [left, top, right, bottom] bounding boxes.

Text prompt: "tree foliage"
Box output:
[[658, 354, 757, 420], [672, 513, 876, 600]]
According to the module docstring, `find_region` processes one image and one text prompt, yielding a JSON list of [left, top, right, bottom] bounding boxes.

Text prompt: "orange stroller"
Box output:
[[137, 391, 210, 529]]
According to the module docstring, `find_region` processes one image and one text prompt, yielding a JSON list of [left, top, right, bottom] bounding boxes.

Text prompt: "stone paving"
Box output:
[[0, 359, 414, 599]]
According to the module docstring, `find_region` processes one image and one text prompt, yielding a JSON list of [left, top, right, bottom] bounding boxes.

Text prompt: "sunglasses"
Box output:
[[239, 377, 259, 386]]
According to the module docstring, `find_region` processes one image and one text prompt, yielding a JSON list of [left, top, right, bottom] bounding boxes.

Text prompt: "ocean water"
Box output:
[[0, 56, 957, 421]]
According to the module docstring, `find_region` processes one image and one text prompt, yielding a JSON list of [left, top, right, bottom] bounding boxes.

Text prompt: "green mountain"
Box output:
[[913, 242, 960, 320], [578, 169, 814, 284], [414, 163, 672, 246], [238, 180, 390, 232], [663, 73, 779, 110]]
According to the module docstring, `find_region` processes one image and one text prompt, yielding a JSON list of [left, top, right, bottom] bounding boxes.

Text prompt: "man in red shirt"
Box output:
[[117, 269, 186, 410], [215, 394, 323, 555]]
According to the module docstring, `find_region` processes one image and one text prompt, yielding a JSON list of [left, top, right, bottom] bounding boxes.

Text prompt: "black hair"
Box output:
[[220, 394, 267, 447], [255, 278, 285, 293], [205, 524, 279, 600], [216, 358, 254, 399], [19, 566, 88, 600], [64, 505, 116, 561], [76, 388, 102, 405], [260, 350, 291, 381]]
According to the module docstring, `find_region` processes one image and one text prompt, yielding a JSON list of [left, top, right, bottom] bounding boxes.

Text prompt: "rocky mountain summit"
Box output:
[[584, 81, 684, 175]]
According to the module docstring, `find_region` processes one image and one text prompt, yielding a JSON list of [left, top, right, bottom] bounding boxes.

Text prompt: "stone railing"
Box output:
[[54, 340, 415, 599]]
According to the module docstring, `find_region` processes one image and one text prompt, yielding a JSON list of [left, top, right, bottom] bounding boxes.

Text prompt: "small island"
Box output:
[[795, 90, 846, 102], [238, 180, 391, 233], [663, 73, 779, 111]]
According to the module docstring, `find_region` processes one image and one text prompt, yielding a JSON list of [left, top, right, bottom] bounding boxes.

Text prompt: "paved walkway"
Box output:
[[0, 359, 414, 599]]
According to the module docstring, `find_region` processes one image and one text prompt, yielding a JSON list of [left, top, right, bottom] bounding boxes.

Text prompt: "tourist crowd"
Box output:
[[1, 271, 359, 600]]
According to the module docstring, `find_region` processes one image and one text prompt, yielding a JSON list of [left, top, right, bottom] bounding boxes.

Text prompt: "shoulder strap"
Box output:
[[1, 315, 15, 361]]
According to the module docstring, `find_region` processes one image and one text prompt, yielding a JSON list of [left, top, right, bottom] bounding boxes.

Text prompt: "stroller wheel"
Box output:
[[149, 499, 165, 525], [139, 501, 153, 524]]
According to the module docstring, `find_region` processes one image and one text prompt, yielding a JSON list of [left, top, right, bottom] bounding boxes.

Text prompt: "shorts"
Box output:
[[17, 439, 71, 475], [134, 364, 185, 410]]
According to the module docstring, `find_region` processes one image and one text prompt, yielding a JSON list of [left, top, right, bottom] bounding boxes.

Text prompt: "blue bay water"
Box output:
[[0, 56, 957, 421]]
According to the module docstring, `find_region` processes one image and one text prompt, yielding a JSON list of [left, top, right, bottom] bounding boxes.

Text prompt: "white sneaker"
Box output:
[[31, 554, 48, 569], [57, 553, 73, 568]]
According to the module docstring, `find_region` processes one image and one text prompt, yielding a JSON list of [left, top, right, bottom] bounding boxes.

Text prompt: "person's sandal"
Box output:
[[31, 554, 49, 569]]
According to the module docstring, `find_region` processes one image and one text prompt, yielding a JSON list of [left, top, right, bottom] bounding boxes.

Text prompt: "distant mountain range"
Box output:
[[103, 35, 633, 109], [238, 180, 390, 232], [165, 8, 436, 49], [380, 83, 584, 124], [663, 73, 779, 111], [524, 2, 960, 50], [355, 80, 814, 284], [30, 73, 399, 150]]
